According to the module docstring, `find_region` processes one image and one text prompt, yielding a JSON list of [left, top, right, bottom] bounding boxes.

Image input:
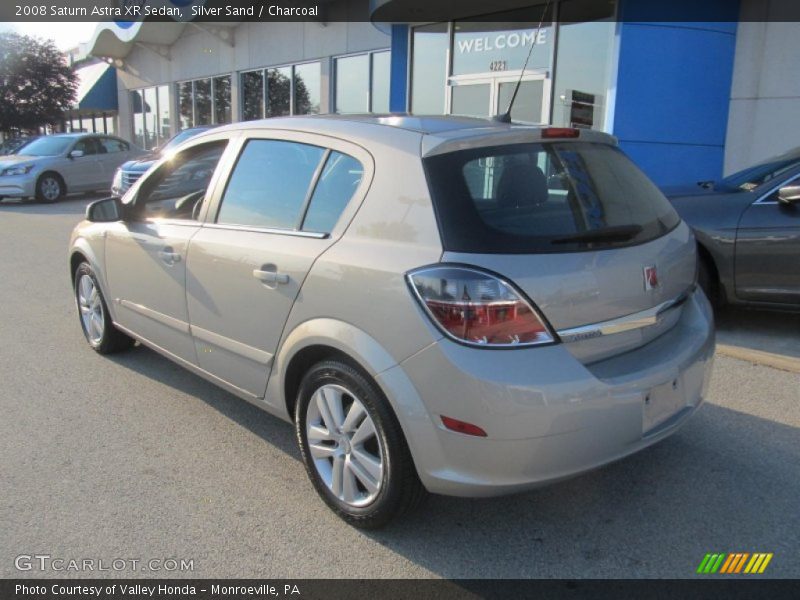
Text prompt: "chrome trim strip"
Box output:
[[556, 291, 690, 343], [754, 171, 800, 205], [202, 222, 328, 239], [118, 300, 190, 334], [190, 324, 274, 366]]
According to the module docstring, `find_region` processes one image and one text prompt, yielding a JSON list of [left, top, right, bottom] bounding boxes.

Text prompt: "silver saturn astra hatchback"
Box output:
[[69, 115, 715, 528]]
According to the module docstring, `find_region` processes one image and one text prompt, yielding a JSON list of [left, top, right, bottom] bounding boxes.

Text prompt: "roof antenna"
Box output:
[[493, 0, 552, 124]]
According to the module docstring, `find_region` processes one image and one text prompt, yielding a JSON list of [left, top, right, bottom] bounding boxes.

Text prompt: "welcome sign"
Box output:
[[452, 25, 552, 75]]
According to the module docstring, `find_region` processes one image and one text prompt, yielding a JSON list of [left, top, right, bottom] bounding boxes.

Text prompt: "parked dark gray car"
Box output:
[[665, 148, 800, 309]]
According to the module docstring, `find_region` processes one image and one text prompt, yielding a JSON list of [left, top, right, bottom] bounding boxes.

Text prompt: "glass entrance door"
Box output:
[[449, 72, 550, 123]]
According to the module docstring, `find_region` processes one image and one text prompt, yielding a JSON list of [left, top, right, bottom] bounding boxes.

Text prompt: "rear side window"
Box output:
[[424, 142, 681, 253], [302, 151, 363, 233], [217, 140, 324, 230], [100, 138, 128, 153]]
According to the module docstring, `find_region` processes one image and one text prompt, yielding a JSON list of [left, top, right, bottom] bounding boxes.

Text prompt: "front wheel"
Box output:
[[295, 360, 425, 529], [36, 173, 64, 203], [74, 262, 135, 354]]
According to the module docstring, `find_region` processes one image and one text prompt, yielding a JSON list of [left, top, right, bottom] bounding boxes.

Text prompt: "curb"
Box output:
[[716, 344, 800, 375]]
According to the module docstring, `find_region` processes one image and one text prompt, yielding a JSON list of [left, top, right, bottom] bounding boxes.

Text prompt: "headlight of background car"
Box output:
[[1, 164, 34, 176], [111, 168, 123, 191]]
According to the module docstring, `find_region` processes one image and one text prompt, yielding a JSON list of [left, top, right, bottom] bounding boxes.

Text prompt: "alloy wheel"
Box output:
[[305, 384, 385, 507], [77, 274, 104, 345], [40, 177, 61, 201]]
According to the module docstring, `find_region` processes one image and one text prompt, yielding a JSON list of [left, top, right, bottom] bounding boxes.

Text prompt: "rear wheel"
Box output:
[[74, 262, 134, 354], [36, 173, 64, 203], [295, 359, 425, 529]]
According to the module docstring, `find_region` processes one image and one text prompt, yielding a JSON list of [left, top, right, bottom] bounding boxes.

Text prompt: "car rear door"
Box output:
[[186, 132, 371, 398], [104, 136, 233, 364], [734, 173, 800, 305], [97, 137, 134, 183]]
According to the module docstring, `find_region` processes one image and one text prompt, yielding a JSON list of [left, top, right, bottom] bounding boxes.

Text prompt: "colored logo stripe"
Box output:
[[697, 552, 773, 574]]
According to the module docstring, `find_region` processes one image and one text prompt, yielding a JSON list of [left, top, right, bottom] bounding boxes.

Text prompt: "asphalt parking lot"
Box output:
[[1, 195, 798, 579]]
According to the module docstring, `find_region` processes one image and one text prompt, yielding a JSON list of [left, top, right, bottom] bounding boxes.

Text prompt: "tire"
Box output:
[[697, 255, 721, 308], [36, 172, 65, 203], [74, 262, 135, 354], [295, 359, 426, 529]]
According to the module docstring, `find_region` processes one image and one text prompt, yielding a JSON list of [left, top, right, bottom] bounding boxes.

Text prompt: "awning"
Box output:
[[88, 21, 189, 60], [71, 61, 118, 113]]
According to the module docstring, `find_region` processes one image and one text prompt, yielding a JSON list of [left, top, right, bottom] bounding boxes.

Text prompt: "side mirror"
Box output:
[[86, 197, 123, 222], [777, 185, 800, 205], [69, 149, 84, 159]]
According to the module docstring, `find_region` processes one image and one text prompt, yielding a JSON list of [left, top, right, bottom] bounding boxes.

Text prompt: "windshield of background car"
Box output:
[[423, 141, 681, 254], [716, 149, 800, 191], [17, 137, 72, 157]]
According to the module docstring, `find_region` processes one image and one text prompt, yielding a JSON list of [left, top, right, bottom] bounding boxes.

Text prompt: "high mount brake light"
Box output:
[[406, 265, 556, 348], [541, 127, 580, 139]]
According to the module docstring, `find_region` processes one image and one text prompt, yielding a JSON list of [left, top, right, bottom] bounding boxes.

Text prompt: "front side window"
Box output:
[[217, 140, 325, 230], [425, 141, 681, 253], [74, 137, 100, 155], [130, 141, 227, 221]]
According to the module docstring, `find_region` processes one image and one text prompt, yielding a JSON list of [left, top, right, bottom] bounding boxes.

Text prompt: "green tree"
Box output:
[[0, 32, 77, 135]]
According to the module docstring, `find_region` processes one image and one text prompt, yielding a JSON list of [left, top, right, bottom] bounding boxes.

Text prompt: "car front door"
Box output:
[[735, 173, 800, 305], [104, 137, 233, 364], [186, 134, 370, 397]]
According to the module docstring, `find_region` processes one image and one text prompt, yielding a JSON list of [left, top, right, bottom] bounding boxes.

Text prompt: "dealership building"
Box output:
[[80, 0, 796, 186]]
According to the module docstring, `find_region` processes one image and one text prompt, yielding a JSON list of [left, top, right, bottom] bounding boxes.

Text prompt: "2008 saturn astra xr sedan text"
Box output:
[[68, 115, 715, 528]]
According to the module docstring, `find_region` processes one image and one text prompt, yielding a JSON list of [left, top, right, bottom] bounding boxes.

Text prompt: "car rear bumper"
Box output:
[[379, 287, 715, 497]]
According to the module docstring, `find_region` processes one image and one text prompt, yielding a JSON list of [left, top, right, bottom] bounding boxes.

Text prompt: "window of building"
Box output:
[[175, 76, 233, 130], [552, 0, 615, 130], [334, 50, 391, 114], [268, 66, 292, 117], [240, 62, 321, 120], [241, 70, 264, 121], [132, 85, 171, 150], [294, 62, 321, 115], [214, 76, 232, 125], [216, 139, 325, 230], [411, 23, 448, 114], [132, 141, 227, 221]]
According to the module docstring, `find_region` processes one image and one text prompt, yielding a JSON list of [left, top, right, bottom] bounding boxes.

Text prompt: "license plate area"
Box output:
[[643, 377, 686, 433]]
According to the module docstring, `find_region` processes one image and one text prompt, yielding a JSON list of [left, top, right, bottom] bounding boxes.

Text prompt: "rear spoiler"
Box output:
[[421, 126, 618, 158]]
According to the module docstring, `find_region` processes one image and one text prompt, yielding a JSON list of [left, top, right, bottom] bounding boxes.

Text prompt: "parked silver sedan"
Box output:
[[0, 133, 144, 202], [68, 116, 715, 528]]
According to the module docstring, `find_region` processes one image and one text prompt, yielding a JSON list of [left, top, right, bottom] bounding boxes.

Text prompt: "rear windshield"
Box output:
[[423, 141, 681, 254]]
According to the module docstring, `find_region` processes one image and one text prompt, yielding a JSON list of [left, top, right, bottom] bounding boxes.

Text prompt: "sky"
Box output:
[[0, 22, 100, 50]]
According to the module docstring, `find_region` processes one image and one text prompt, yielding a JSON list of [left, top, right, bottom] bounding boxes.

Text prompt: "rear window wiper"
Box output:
[[550, 225, 643, 245]]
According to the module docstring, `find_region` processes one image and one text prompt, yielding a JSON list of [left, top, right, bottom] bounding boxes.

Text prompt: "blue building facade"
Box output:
[[376, 0, 741, 186]]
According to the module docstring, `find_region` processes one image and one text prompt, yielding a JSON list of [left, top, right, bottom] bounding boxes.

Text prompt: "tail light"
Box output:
[[406, 265, 556, 347], [541, 127, 580, 139]]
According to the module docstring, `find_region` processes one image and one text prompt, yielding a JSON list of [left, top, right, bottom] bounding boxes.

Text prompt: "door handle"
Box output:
[[252, 268, 289, 285], [158, 248, 181, 265]]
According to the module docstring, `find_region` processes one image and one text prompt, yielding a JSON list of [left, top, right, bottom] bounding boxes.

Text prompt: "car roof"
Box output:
[[211, 114, 616, 157]]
